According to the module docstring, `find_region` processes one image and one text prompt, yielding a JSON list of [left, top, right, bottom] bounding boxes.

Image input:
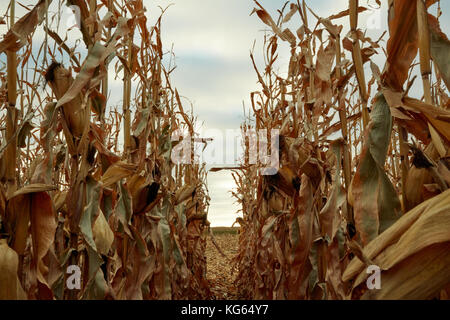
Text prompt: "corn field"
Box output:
[[0, 0, 449, 301], [232, 0, 450, 300], [0, 0, 211, 300]]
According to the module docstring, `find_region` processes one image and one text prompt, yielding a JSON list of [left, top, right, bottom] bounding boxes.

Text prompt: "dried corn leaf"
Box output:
[[343, 188, 450, 281], [0, 0, 50, 53], [344, 188, 450, 299], [7, 183, 56, 200], [251, 6, 284, 40], [80, 176, 102, 252], [45, 63, 86, 138], [0, 239, 27, 299], [93, 210, 114, 256], [54, 17, 131, 110], [328, 6, 368, 20], [80, 176, 109, 299], [429, 15, 450, 91], [174, 184, 196, 205], [287, 175, 314, 299], [351, 93, 401, 245], [30, 192, 57, 298], [360, 242, 450, 299], [101, 161, 137, 188], [8, 195, 30, 255], [320, 139, 346, 240], [124, 225, 153, 299], [282, 4, 298, 23], [382, 0, 418, 90]]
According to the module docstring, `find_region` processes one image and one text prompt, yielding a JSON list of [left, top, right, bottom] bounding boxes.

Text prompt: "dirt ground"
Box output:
[[205, 228, 240, 299]]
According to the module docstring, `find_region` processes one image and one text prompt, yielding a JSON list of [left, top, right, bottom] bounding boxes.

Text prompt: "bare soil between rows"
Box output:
[[205, 228, 240, 299]]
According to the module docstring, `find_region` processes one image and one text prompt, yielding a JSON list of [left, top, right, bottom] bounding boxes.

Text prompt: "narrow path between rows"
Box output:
[[205, 228, 239, 299]]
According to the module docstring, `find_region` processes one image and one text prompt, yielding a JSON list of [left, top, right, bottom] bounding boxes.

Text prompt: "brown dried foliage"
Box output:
[[0, 0, 212, 300], [233, 0, 450, 300]]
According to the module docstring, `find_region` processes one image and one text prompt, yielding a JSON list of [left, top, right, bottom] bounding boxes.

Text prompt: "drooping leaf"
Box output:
[[287, 175, 314, 299], [350, 93, 401, 245], [116, 181, 133, 237], [0, 0, 51, 53], [101, 161, 137, 188], [381, 0, 419, 90], [282, 4, 298, 23], [30, 192, 57, 299], [0, 239, 27, 299], [320, 139, 346, 240], [344, 189, 450, 299], [79, 176, 109, 299], [8, 184, 56, 200], [79, 176, 102, 251], [92, 210, 114, 256], [429, 15, 450, 91]]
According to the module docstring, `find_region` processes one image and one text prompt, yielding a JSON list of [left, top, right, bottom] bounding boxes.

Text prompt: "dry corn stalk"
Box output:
[[233, 0, 450, 300], [0, 0, 211, 300]]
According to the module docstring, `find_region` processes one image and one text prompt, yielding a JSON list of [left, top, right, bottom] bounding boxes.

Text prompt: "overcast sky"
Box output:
[[1, 1, 449, 227]]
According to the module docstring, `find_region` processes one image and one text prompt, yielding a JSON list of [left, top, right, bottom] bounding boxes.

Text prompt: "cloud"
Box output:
[[206, 170, 241, 227]]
